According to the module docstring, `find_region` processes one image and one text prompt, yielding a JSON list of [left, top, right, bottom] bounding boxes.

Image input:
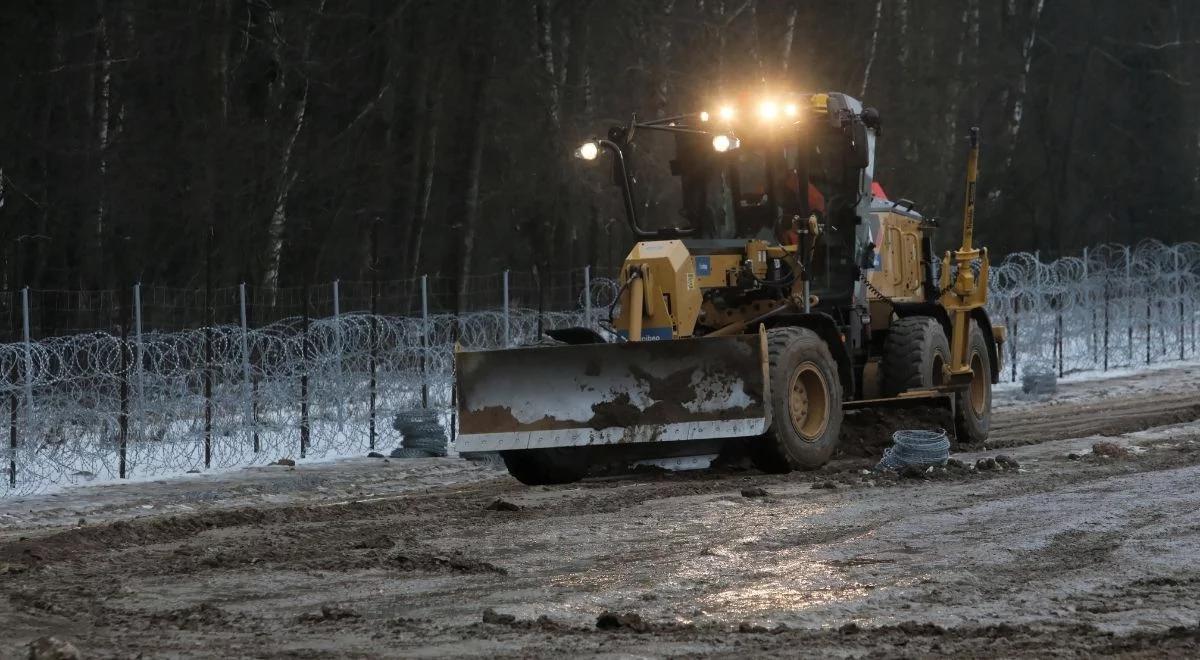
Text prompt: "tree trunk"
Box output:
[[780, 5, 798, 73], [860, 0, 884, 96], [94, 4, 112, 288], [1004, 0, 1046, 170], [457, 55, 496, 313], [261, 1, 325, 305], [262, 80, 309, 306], [536, 0, 559, 129], [405, 81, 444, 292]]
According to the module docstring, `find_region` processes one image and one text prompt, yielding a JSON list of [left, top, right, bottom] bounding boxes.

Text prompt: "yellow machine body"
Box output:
[[455, 94, 1003, 476]]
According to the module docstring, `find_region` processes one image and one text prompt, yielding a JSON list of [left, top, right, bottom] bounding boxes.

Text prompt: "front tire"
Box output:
[[752, 327, 844, 472], [500, 448, 588, 485], [953, 321, 992, 444], [881, 316, 949, 396]]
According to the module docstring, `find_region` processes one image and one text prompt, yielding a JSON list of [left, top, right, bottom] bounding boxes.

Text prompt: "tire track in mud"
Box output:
[[4, 377, 1199, 572], [989, 392, 1200, 448], [5, 434, 1200, 656]]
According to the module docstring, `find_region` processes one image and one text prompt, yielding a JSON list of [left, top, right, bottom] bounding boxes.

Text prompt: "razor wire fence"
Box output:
[[1, 241, 1198, 497], [0, 268, 620, 497], [990, 240, 1200, 379]]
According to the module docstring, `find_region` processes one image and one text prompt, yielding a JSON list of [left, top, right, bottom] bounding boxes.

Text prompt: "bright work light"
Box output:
[[574, 141, 600, 161], [712, 134, 739, 152], [758, 100, 779, 121]]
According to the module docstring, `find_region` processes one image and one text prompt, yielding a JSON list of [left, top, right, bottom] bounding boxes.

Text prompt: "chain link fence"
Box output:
[[2, 241, 1198, 496]]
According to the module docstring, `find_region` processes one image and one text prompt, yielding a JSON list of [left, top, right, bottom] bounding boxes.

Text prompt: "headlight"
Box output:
[[758, 100, 778, 121], [699, 111, 710, 122], [574, 141, 600, 161], [718, 105, 736, 121], [785, 103, 799, 118], [712, 134, 739, 153]]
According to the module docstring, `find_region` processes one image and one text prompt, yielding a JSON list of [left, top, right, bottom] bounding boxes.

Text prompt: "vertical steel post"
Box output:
[[133, 283, 144, 436], [583, 265, 592, 329], [502, 270, 511, 348], [20, 288, 33, 439], [203, 225, 213, 469], [369, 224, 379, 450], [1177, 250, 1185, 361], [1103, 277, 1110, 371], [1056, 303, 1064, 378], [1034, 250, 1044, 369], [1126, 246, 1133, 364], [301, 283, 310, 458], [333, 279, 344, 430], [118, 313, 129, 479], [1146, 297, 1152, 365], [239, 283, 257, 453], [1010, 297, 1018, 383], [421, 274, 429, 409], [7, 387, 14, 490], [1084, 247, 1095, 366]]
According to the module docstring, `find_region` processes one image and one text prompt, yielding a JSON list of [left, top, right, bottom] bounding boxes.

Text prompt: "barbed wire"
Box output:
[[2, 242, 1197, 496]]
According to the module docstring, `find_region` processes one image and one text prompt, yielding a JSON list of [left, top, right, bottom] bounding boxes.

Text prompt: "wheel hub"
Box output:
[[969, 351, 987, 415], [788, 363, 829, 442]]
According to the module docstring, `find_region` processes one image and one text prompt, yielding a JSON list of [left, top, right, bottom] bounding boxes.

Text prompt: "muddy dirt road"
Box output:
[[2, 365, 1200, 658]]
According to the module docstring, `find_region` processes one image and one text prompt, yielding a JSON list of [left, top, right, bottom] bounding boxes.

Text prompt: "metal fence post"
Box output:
[[1103, 276, 1110, 371], [133, 283, 144, 436], [301, 283, 310, 458], [421, 274, 429, 409], [1056, 298, 1064, 378], [1177, 250, 1185, 361], [368, 264, 378, 451], [239, 283, 257, 453], [1009, 297, 1018, 383], [118, 312, 129, 479], [1084, 247, 1096, 366], [7, 385, 14, 490], [1126, 246, 1133, 365], [502, 269, 510, 348], [20, 288, 33, 442], [1146, 297, 1152, 365], [333, 279, 344, 430], [583, 265, 592, 329]]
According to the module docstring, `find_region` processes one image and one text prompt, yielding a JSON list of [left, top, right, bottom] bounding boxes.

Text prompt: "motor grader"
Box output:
[[455, 91, 1004, 485]]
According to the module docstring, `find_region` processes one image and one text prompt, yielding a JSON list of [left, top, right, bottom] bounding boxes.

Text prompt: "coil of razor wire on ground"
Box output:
[[875, 429, 950, 471]]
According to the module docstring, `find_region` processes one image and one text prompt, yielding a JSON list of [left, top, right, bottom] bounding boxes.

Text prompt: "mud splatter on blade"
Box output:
[[455, 334, 768, 452]]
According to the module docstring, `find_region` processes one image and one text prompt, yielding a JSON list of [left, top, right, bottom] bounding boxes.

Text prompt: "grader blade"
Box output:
[[455, 334, 769, 453]]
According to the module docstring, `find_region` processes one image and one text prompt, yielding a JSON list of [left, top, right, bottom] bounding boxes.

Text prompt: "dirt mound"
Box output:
[[481, 609, 574, 631], [595, 610, 695, 633], [840, 407, 956, 457], [389, 548, 507, 575], [1093, 441, 1133, 459], [27, 636, 81, 660], [297, 604, 361, 624], [150, 602, 247, 630]]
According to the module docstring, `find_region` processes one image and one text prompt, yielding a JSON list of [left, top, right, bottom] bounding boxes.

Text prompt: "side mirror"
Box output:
[[861, 107, 882, 136], [848, 119, 870, 170]]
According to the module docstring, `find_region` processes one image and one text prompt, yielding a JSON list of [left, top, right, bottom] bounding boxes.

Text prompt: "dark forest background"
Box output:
[[3, 0, 1199, 311]]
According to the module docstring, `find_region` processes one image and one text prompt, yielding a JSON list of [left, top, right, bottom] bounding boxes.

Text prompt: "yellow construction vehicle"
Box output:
[[456, 91, 1004, 485]]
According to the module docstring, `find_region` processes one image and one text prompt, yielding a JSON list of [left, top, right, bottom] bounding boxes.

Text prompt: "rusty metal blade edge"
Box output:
[[455, 417, 767, 452]]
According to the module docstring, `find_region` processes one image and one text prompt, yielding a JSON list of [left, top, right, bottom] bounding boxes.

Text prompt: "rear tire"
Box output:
[[752, 327, 844, 472], [953, 321, 992, 444], [881, 316, 949, 396], [500, 448, 588, 485]]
